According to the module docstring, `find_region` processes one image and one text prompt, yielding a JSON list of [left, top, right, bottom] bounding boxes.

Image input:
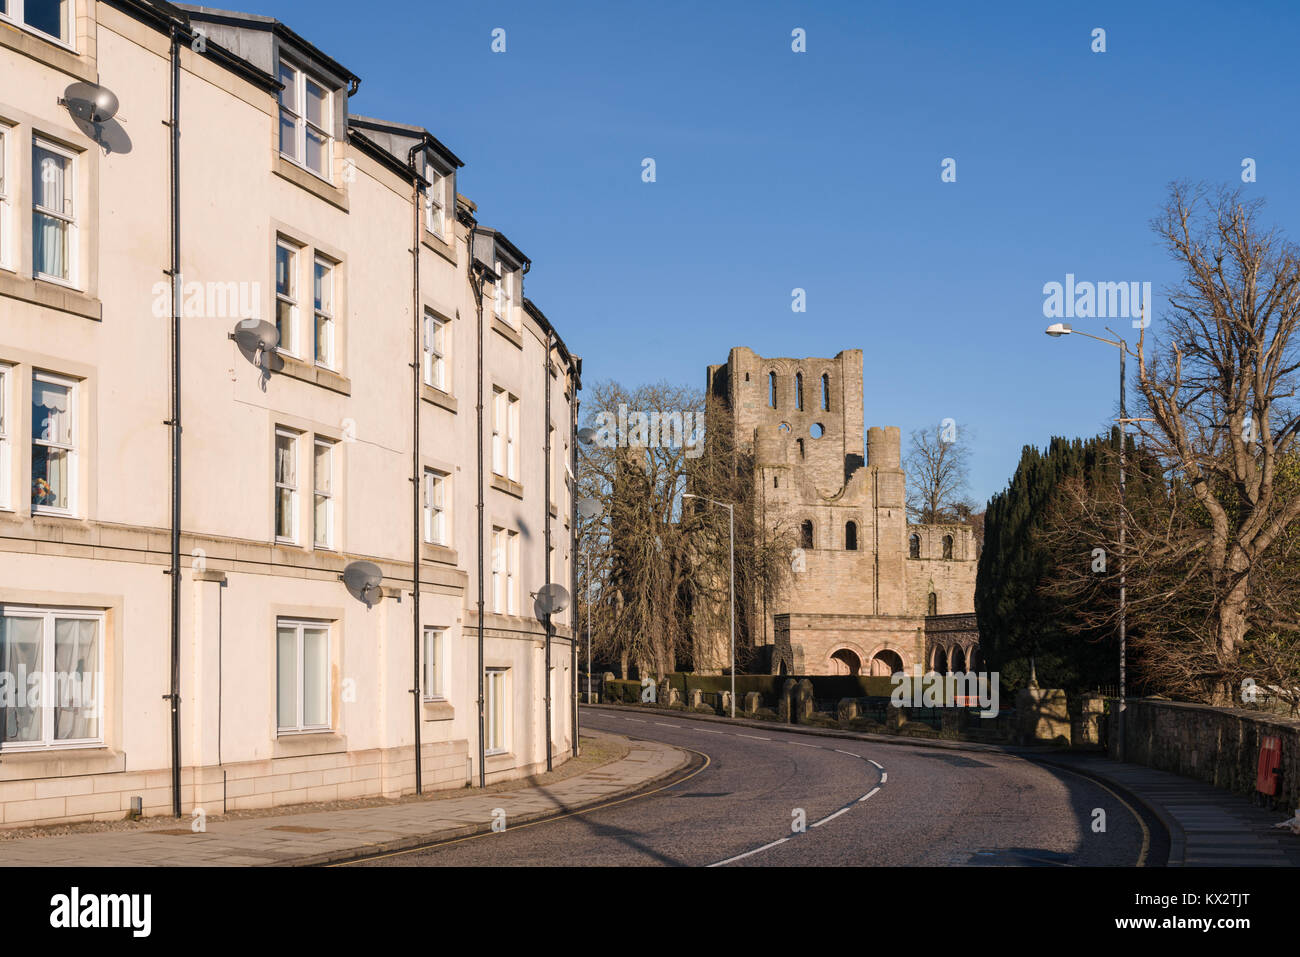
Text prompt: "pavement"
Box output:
[[0, 730, 687, 867]]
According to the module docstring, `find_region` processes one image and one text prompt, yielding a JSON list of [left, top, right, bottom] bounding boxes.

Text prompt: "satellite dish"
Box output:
[[534, 583, 570, 620], [230, 320, 282, 371], [341, 561, 384, 608], [577, 427, 599, 446], [60, 82, 120, 124], [577, 496, 602, 520]]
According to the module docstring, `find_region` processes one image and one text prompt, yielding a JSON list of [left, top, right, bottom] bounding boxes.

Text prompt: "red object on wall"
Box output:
[[1257, 736, 1282, 796]]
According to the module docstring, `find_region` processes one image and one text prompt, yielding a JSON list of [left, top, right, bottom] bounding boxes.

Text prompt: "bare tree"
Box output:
[[1041, 184, 1300, 707], [905, 422, 975, 524]]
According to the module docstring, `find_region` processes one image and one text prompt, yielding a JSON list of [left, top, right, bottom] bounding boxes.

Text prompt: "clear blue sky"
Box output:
[[252, 0, 1300, 504]]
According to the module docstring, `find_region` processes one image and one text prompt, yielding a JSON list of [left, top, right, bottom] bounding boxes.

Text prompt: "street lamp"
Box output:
[[1044, 318, 1143, 762], [682, 493, 736, 718]]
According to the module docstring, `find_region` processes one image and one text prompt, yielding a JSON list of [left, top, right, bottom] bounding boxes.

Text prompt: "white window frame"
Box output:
[[506, 529, 519, 615], [507, 395, 519, 481], [0, 364, 9, 509], [0, 606, 104, 752], [491, 388, 505, 477], [274, 428, 299, 544], [32, 137, 76, 288], [274, 239, 300, 357], [0, 124, 11, 271], [276, 618, 331, 734], [424, 168, 446, 239], [277, 59, 333, 181], [0, 0, 76, 50], [494, 261, 517, 327], [491, 526, 506, 614], [422, 311, 447, 391], [312, 437, 334, 549], [423, 468, 447, 546], [313, 256, 336, 370], [30, 370, 76, 517], [422, 626, 445, 700], [484, 667, 508, 754]]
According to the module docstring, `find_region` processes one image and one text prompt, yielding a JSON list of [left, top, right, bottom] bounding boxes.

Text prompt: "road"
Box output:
[[348, 708, 1166, 866]]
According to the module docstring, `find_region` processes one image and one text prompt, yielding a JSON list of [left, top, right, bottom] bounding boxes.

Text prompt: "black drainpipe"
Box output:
[[543, 331, 553, 771], [408, 143, 423, 795], [471, 227, 486, 788], [165, 24, 183, 820]]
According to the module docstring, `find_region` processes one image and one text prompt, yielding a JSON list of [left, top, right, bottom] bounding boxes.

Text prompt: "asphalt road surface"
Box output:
[[348, 708, 1166, 866]]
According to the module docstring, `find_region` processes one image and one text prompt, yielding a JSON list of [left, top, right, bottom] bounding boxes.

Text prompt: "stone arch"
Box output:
[[950, 645, 966, 672], [967, 646, 980, 671], [800, 519, 814, 549], [909, 532, 921, 559], [845, 520, 858, 550], [868, 648, 905, 677], [821, 373, 831, 411], [829, 647, 862, 676], [927, 591, 937, 616], [794, 370, 804, 411], [942, 534, 954, 559], [932, 646, 948, 673]]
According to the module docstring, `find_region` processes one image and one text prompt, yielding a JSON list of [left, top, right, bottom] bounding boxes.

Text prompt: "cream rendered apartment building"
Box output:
[[0, 0, 580, 828]]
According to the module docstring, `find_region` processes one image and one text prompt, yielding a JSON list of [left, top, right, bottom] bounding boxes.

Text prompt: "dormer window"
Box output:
[[278, 59, 333, 180], [1, 0, 74, 47], [494, 260, 518, 327], [424, 167, 447, 239]]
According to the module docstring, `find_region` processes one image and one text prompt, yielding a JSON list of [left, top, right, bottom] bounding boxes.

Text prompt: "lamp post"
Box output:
[[1044, 319, 1142, 762], [683, 493, 736, 717]]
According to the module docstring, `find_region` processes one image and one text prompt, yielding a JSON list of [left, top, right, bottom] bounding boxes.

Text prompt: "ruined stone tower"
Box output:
[[701, 347, 979, 676]]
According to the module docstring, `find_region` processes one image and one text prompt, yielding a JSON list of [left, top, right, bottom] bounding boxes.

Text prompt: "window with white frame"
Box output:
[[312, 438, 334, 549], [491, 388, 519, 481], [31, 371, 75, 515], [424, 167, 446, 239], [491, 526, 519, 615], [0, 0, 74, 46], [0, 364, 9, 508], [484, 667, 508, 754], [0, 606, 103, 750], [274, 428, 299, 543], [422, 626, 445, 700], [422, 311, 447, 391], [32, 138, 75, 285], [494, 262, 517, 327], [276, 618, 330, 733], [0, 125, 10, 270], [313, 257, 335, 369], [278, 59, 332, 180], [274, 240, 299, 356], [423, 468, 448, 546]]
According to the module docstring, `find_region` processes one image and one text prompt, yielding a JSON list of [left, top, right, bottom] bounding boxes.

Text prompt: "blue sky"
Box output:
[[253, 0, 1300, 503]]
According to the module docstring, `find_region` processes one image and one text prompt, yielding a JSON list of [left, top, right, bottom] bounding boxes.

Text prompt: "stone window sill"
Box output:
[[423, 700, 454, 722], [0, 21, 94, 82], [277, 353, 352, 395], [421, 542, 459, 566], [421, 384, 457, 413], [0, 270, 102, 321], [492, 475, 524, 499], [422, 228, 457, 265], [0, 747, 125, 782], [273, 732, 348, 759], [492, 316, 523, 349], [273, 156, 349, 212]]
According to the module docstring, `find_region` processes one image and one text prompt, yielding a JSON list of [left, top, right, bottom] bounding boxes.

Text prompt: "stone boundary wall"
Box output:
[[1114, 698, 1300, 810]]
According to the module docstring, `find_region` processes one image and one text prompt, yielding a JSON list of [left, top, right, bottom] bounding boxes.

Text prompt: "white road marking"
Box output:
[[835, 749, 858, 756], [708, 837, 790, 867], [879, 772, 887, 783], [859, 787, 881, 802], [811, 806, 852, 827], [625, 718, 646, 723], [737, 734, 770, 741], [788, 742, 822, 748], [654, 723, 680, 728], [696, 729, 725, 734], [868, 759, 884, 769]]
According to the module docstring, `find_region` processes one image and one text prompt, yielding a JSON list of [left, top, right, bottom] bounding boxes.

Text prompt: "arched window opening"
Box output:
[[845, 521, 858, 550], [768, 371, 777, 408], [795, 372, 804, 411], [942, 535, 954, 560], [800, 520, 814, 550], [909, 533, 920, 559], [773, 475, 779, 489], [927, 592, 937, 616], [821, 374, 830, 411], [796, 438, 805, 459]]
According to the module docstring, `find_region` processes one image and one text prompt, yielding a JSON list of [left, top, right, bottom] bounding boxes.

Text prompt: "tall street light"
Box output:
[[682, 493, 736, 717], [1044, 319, 1142, 762]]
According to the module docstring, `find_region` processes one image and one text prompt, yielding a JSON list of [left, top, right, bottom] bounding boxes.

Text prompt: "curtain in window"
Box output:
[[32, 380, 69, 509], [53, 618, 98, 740], [32, 148, 67, 279], [0, 617, 42, 743]]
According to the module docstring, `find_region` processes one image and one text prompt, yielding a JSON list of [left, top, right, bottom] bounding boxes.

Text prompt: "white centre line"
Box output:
[[868, 759, 884, 770], [834, 749, 858, 757], [708, 837, 790, 867], [859, 786, 881, 802], [737, 734, 770, 741], [696, 728, 725, 734], [811, 806, 853, 827], [654, 723, 680, 728], [625, 718, 646, 723], [879, 772, 887, 783]]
